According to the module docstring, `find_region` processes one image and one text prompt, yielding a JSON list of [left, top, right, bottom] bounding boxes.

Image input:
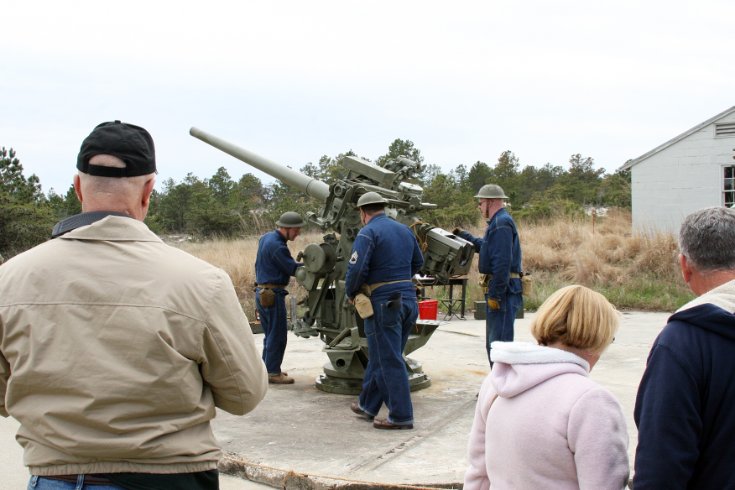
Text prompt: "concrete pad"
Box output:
[[213, 310, 669, 488]]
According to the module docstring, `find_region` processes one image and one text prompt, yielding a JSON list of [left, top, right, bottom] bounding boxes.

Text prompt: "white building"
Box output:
[[620, 106, 735, 235]]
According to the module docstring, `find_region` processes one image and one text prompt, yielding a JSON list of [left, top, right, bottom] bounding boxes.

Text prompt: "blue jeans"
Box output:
[[358, 292, 417, 425], [485, 291, 522, 365], [28, 476, 125, 490], [256, 288, 288, 375]]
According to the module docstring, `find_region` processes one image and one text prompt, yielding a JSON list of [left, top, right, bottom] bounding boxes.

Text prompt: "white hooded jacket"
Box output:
[[464, 342, 629, 490]]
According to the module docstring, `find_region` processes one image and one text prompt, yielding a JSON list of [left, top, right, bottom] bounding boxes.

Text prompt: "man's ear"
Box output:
[[680, 253, 693, 284], [73, 175, 83, 203], [142, 177, 155, 207]]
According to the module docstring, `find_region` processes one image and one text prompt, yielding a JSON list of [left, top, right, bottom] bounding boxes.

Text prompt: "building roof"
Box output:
[[620, 105, 735, 171]]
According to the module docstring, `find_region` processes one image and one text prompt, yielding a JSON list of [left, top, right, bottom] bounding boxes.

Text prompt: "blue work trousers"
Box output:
[[28, 476, 124, 490], [256, 288, 288, 375], [358, 292, 418, 426], [485, 291, 523, 365]]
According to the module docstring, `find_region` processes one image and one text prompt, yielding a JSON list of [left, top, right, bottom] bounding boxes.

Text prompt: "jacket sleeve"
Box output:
[[272, 241, 302, 277], [633, 341, 701, 489], [486, 223, 514, 299], [463, 375, 495, 490], [345, 232, 374, 298], [457, 230, 483, 253], [200, 270, 268, 415], [568, 386, 629, 490]]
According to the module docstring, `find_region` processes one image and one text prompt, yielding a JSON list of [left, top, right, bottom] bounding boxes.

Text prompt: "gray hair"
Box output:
[[679, 206, 735, 271]]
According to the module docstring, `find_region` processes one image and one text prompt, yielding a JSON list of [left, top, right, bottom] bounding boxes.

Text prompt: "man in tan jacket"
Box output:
[[0, 121, 268, 489]]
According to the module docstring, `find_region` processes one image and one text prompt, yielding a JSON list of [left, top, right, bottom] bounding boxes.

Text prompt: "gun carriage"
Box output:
[[190, 127, 474, 394]]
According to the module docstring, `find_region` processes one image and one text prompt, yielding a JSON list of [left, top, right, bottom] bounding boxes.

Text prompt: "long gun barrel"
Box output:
[[190, 127, 331, 202]]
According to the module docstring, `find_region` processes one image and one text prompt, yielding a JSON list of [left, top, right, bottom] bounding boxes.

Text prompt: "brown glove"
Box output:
[[487, 298, 501, 311], [452, 227, 462, 235]]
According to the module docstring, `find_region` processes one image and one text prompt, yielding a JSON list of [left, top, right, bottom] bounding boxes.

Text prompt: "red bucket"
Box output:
[[418, 299, 438, 320]]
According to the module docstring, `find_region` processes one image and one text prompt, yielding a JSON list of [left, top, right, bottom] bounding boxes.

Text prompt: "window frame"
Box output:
[[724, 165, 735, 208]]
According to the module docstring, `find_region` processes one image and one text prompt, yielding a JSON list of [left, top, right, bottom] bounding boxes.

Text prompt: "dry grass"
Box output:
[[515, 208, 690, 310], [175, 209, 694, 318]]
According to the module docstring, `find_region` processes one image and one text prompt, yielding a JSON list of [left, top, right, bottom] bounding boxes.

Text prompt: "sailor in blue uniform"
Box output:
[[255, 211, 304, 384], [455, 184, 523, 365], [345, 192, 424, 430]]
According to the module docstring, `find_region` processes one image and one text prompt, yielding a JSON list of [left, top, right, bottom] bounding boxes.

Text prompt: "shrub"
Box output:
[[175, 209, 694, 318]]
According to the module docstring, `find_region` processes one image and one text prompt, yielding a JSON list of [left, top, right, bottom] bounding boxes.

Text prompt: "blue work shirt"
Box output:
[[459, 208, 522, 299], [345, 213, 424, 299], [255, 229, 301, 286]]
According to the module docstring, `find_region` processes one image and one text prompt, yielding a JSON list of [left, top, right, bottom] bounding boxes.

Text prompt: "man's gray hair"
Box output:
[[679, 206, 735, 271]]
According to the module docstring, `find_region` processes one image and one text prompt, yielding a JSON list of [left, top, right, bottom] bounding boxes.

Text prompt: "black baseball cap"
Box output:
[[77, 120, 156, 177]]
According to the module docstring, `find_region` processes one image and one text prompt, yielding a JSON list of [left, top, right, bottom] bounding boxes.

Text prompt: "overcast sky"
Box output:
[[3, 0, 733, 195]]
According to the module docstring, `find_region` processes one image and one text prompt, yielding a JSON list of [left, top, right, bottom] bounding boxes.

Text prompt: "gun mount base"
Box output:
[[315, 367, 432, 395], [311, 320, 441, 394]]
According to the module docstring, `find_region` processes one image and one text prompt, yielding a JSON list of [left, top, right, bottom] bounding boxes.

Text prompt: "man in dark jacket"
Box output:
[[634, 206, 735, 489], [455, 184, 523, 365]]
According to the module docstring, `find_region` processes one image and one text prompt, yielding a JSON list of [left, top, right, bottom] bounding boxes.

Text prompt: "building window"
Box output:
[[725, 166, 735, 208]]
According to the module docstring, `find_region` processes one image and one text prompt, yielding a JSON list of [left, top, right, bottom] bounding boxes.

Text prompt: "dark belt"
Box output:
[[487, 272, 522, 279], [42, 474, 113, 485], [257, 283, 288, 289]]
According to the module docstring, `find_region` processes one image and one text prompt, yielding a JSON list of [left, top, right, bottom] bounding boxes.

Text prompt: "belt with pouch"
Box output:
[[480, 272, 522, 287], [353, 280, 413, 320], [365, 279, 414, 295]]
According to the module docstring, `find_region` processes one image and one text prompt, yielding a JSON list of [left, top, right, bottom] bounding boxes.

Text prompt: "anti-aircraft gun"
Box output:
[[190, 127, 475, 394]]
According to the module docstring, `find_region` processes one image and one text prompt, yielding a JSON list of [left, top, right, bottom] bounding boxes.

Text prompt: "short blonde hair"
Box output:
[[530, 285, 619, 352]]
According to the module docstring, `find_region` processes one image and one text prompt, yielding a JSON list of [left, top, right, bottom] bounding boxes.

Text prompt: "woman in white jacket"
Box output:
[[464, 285, 629, 490]]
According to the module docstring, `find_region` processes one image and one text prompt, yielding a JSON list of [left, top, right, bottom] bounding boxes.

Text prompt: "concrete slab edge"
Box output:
[[219, 452, 463, 490]]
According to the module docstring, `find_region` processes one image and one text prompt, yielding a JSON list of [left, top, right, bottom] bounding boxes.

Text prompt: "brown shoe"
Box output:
[[268, 373, 294, 384], [373, 418, 413, 430], [350, 402, 373, 420]]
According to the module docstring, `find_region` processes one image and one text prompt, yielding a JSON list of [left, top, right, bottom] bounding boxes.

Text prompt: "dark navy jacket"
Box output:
[[255, 230, 301, 288], [458, 208, 522, 300], [344, 213, 424, 300], [634, 287, 735, 490]]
